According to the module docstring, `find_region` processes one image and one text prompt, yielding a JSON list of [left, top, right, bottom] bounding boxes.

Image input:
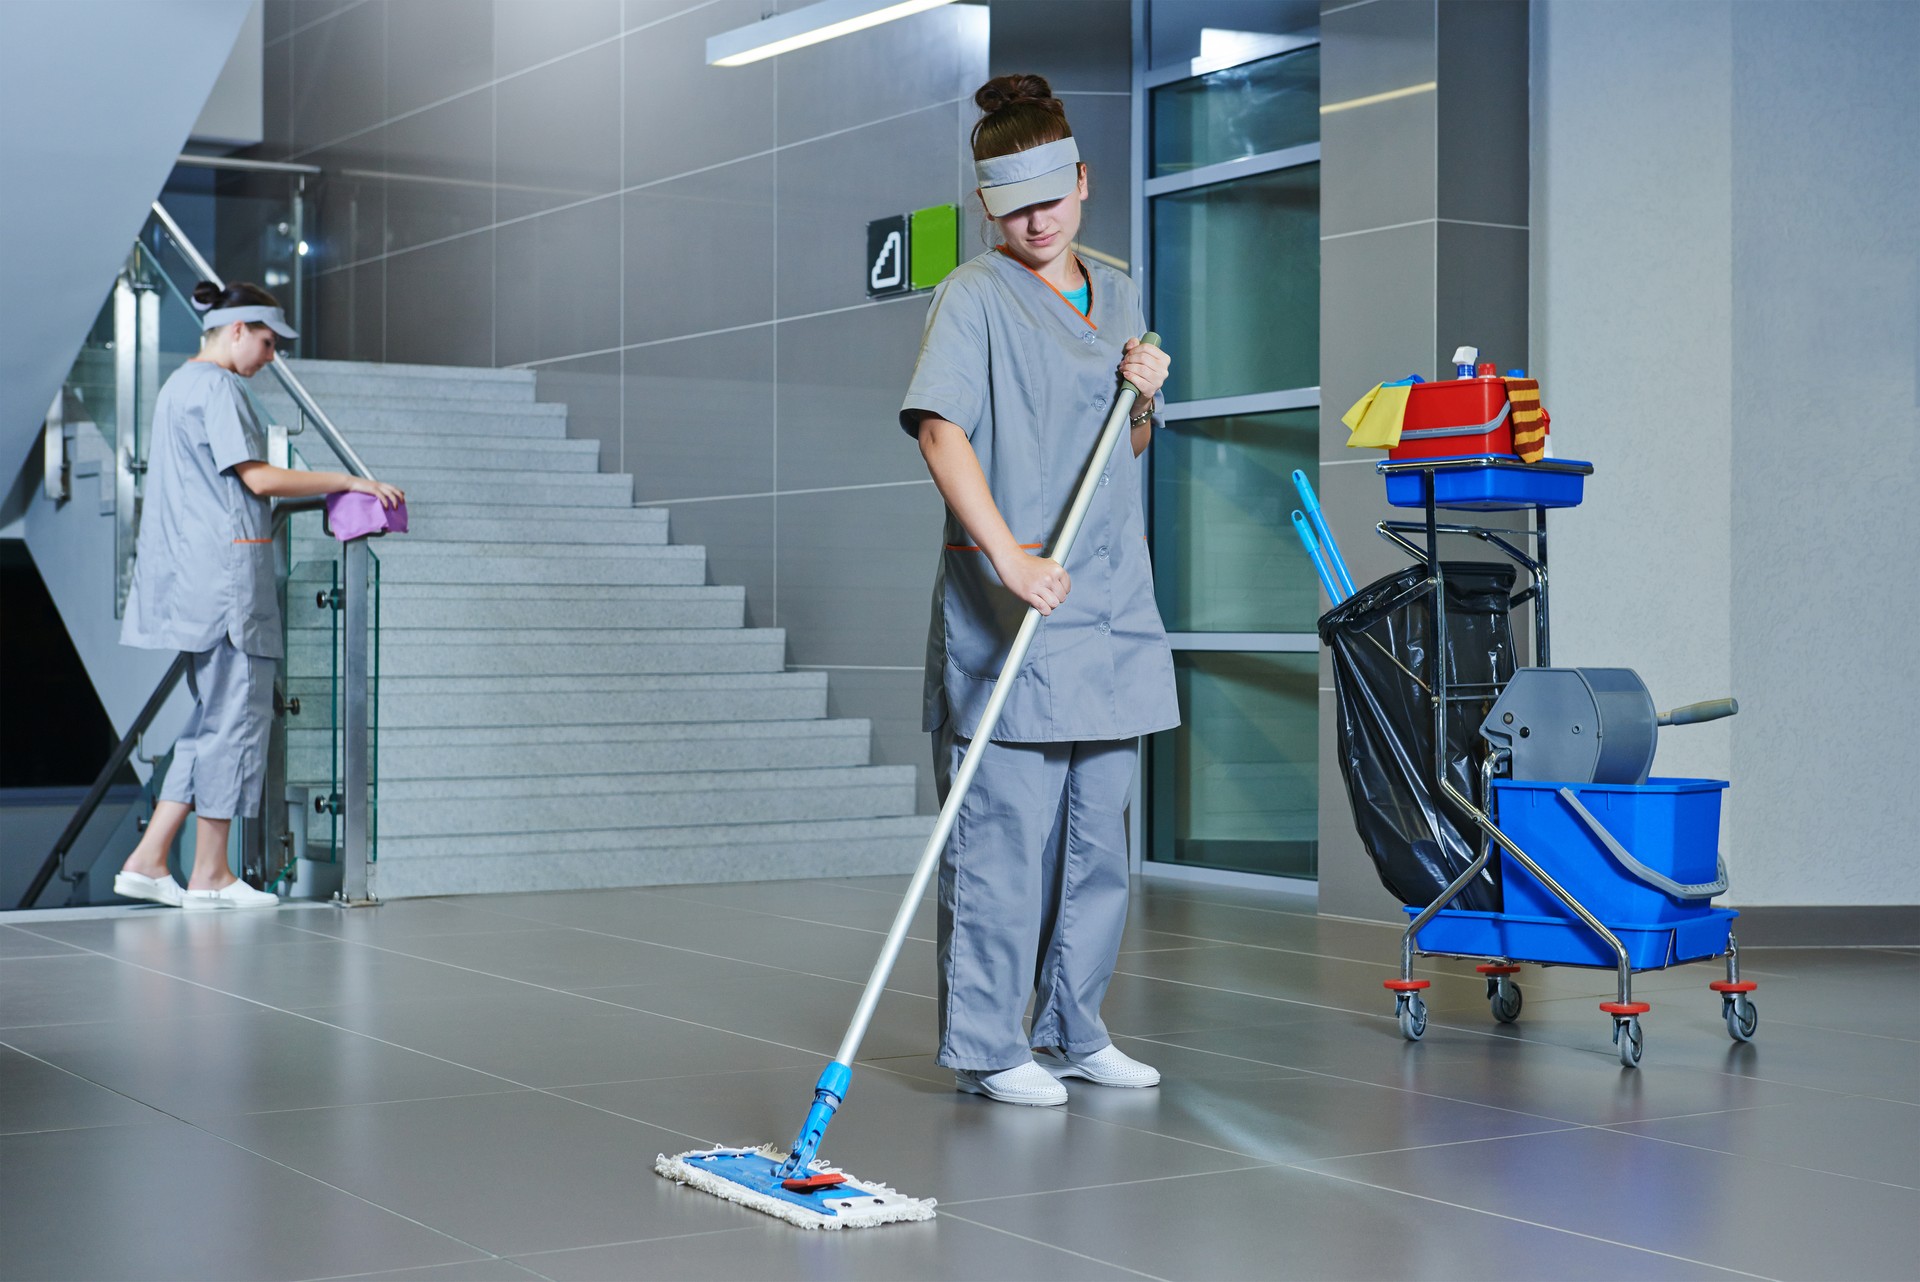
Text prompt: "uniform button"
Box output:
[[1099, 620, 1111, 634], [1083, 334, 1096, 345], [1099, 473, 1110, 486], [1096, 545, 1108, 558]]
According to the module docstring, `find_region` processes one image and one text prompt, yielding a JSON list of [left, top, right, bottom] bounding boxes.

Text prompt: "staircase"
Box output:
[[259, 360, 930, 899]]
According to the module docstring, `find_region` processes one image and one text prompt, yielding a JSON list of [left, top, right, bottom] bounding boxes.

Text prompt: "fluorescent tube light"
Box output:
[[707, 0, 958, 67]]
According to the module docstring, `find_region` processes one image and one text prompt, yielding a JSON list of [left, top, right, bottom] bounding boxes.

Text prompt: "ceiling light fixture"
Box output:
[[707, 0, 958, 67]]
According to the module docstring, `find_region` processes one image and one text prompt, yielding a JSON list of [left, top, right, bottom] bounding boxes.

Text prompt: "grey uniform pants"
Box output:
[[158, 640, 275, 821], [932, 728, 1138, 1070]]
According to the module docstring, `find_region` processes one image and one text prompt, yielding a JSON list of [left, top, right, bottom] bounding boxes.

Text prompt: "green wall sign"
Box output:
[[865, 203, 959, 297]]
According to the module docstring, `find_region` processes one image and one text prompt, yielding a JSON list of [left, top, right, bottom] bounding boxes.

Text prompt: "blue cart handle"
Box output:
[[1291, 510, 1343, 604]]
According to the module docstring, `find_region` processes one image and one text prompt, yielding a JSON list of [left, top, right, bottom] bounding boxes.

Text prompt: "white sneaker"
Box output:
[[181, 881, 280, 911], [1035, 1044, 1161, 1088], [113, 870, 185, 907], [955, 1060, 1069, 1107]]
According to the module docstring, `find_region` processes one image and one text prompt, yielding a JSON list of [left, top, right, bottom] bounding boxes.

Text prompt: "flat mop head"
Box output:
[[656, 1145, 936, 1230]]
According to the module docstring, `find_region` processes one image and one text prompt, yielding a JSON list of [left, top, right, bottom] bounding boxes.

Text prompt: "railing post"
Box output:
[[112, 266, 137, 617], [337, 536, 376, 905]]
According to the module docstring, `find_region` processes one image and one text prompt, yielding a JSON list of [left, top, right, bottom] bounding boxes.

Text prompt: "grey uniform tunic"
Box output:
[[122, 361, 279, 820], [901, 248, 1179, 743], [901, 248, 1180, 1069], [121, 361, 281, 659]]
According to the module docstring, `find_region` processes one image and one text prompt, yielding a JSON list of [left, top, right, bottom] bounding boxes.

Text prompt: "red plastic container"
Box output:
[[1387, 378, 1513, 461]]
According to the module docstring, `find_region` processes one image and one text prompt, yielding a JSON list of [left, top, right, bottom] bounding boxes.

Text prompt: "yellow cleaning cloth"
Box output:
[[1342, 382, 1413, 449]]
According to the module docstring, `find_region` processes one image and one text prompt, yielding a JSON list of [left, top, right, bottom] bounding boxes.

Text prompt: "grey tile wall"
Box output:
[[773, 300, 935, 492], [775, 483, 945, 669], [624, 327, 776, 503], [1317, 0, 1530, 920], [270, 1, 1140, 816], [494, 197, 622, 367], [533, 352, 622, 474]]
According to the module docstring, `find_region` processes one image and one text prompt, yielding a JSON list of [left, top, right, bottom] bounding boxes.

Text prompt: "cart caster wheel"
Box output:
[[1613, 1015, 1644, 1068], [1723, 994, 1758, 1043], [1397, 993, 1428, 1041], [1489, 977, 1523, 1024]]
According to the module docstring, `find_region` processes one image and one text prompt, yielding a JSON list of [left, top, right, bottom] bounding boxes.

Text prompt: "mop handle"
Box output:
[[1291, 470, 1355, 597], [832, 335, 1161, 1068], [1291, 510, 1343, 604]]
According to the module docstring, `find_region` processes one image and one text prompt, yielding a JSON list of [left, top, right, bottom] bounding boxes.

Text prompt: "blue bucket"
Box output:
[[1491, 777, 1728, 924]]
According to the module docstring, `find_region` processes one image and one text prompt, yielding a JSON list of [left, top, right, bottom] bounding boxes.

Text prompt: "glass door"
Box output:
[[1134, 24, 1321, 883]]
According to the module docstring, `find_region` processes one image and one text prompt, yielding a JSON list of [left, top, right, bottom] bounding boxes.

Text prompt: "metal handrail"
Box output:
[[15, 499, 330, 910], [175, 153, 322, 176], [147, 201, 371, 480], [16, 655, 191, 910]]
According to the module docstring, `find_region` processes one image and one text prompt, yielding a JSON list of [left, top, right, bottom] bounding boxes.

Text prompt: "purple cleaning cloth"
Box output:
[[325, 490, 409, 542]]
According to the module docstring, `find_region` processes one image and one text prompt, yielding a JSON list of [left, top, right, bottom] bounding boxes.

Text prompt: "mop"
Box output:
[[657, 334, 1163, 1230]]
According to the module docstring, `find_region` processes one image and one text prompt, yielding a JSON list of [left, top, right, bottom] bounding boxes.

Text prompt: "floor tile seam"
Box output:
[[1120, 1033, 1587, 1128], [1112, 926, 1500, 974], [1585, 1122, 1920, 1193], [263, 931, 855, 1061], [176, 1115, 504, 1265], [940, 1161, 1279, 1209], [1293, 1121, 1596, 1166], [221, 1083, 535, 1122], [274, 915, 921, 1019], [932, 1210, 1173, 1280], [549, 888, 928, 945], [0, 1034, 186, 1131], [1, 930, 554, 1093], [3, 1026, 500, 1266], [1284, 1165, 1781, 1280], [504, 1225, 756, 1267]]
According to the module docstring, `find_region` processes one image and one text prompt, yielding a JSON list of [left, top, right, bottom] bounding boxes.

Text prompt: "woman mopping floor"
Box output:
[[658, 74, 1176, 1230], [905, 73, 1177, 1106]]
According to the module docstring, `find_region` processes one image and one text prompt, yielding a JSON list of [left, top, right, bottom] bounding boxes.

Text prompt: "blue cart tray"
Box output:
[[1403, 905, 1738, 970], [1379, 455, 1592, 512]]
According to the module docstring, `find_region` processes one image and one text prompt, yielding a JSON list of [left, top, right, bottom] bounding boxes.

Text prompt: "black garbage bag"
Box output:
[[1319, 562, 1518, 911]]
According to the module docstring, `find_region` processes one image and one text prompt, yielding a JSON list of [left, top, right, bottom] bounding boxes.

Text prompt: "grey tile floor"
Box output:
[[1, 877, 1915, 1281]]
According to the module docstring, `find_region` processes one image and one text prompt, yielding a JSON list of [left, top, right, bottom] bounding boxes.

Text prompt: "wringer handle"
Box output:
[[1659, 698, 1739, 727]]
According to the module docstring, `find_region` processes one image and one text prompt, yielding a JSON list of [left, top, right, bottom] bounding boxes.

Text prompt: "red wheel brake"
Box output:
[[1709, 980, 1757, 994], [1475, 964, 1521, 976], [1384, 978, 1431, 993], [1600, 1001, 1651, 1016]]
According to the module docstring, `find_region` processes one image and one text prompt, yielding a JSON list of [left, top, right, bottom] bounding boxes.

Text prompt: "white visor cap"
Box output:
[[202, 304, 299, 340], [975, 136, 1081, 217]]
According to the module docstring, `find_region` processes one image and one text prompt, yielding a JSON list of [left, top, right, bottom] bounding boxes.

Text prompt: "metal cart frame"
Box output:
[[1370, 455, 1754, 1067]]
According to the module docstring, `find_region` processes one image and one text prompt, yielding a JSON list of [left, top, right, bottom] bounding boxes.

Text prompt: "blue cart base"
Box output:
[[1404, 905, 1738, 970]]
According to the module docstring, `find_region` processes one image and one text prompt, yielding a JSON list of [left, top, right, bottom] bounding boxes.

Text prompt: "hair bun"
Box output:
[[975, 73, 1057, 116], [190, 280, 220, 312]]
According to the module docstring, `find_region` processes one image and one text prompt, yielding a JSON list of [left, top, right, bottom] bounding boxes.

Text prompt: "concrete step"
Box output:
[[263, 399, 569, 440], [288, 718, 874, 781], [321, 546, 704, 586], [339, 439, 602, 474], [326, 765, 917, 839], [277, 363, 537, 405], [285, 629, 785, 677], [286, 584, 742, 631], [365, 816, 933, 896], [374, 471, 633, 507], [293, 537, 668, 564], [285, 671, 829, 727]]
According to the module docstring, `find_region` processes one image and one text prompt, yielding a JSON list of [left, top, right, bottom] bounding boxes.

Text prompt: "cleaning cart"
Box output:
[[1320, 440, 1755, 1069]]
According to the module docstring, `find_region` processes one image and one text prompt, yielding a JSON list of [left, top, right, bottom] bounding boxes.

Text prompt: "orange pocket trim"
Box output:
[[233, 538, 273, 544]]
